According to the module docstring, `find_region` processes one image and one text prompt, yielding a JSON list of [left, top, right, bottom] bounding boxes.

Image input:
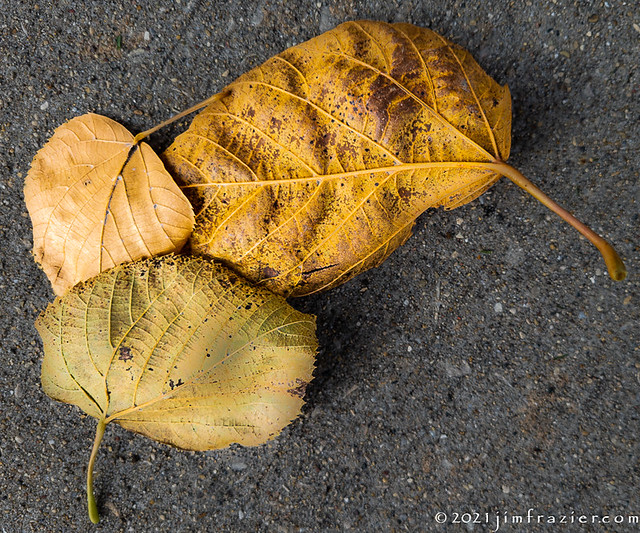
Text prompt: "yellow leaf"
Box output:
[[37, 254, 316, 449], [25, 113, 195, 295], [162, 21, 511, 297], [36, 254, 316, 522]]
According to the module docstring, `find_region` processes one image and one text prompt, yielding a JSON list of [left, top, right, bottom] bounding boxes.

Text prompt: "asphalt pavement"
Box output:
[[0, 1, 638, 531]]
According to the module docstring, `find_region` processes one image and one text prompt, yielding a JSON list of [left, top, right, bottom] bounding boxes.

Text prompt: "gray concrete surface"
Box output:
[[1, 1, 638, 531]]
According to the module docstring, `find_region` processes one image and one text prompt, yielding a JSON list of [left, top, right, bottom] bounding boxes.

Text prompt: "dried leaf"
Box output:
[[38, 254, 316, 448], [163, 21, 512, 296], [25, 113, 195, 295], [36, 254, 316, 522]]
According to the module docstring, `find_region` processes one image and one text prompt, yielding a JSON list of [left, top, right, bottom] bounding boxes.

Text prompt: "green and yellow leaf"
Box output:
[[37, 254, 317, 450], [36, 254, 316, 522]]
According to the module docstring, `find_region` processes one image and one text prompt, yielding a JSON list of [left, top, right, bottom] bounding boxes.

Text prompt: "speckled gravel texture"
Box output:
[[1, 1, 638, 532]]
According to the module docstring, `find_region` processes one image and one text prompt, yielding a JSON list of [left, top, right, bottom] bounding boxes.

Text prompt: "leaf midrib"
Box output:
[[181, 161, 504, 188]]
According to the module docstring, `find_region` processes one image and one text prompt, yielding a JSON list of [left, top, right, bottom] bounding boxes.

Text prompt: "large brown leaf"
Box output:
[[25, 113, 195, 295], [163, 21, 512, 297]]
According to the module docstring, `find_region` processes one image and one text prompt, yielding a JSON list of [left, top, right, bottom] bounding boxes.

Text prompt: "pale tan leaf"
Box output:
[[25, 113, 195, 295]]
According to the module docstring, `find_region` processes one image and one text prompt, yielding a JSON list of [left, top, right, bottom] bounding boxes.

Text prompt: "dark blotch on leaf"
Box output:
[[287, 379, 309, 398], [118, 346, 133, 361], [262, 266, 279, 279]]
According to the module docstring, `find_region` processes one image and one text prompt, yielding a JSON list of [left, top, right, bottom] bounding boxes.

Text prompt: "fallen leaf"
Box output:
[[163, 21, 511, 296], [36, 254, 316, 522], [25, 113, 195, 295], [38, 254, 316, 446], [163, 20, 625, 295]]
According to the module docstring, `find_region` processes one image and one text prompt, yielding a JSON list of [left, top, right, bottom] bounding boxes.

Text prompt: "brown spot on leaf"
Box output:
[[262, 266, 279, 279], [398, 187, 413, 200], [118, 346, 133, 361], [287, 378, 308, 398], [270, 116, 283, 131]]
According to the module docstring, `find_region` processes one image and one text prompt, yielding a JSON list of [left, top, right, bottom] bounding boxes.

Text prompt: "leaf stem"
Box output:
[[87, 417, 107, 524], [489, 161, 626, 281], [133, 90, 230, 144]]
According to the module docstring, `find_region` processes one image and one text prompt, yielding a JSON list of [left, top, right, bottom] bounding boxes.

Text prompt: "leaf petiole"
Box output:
[[133, 89, 231, 144], [489, 161, 626, 281], [87, 417, 107, 524]]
